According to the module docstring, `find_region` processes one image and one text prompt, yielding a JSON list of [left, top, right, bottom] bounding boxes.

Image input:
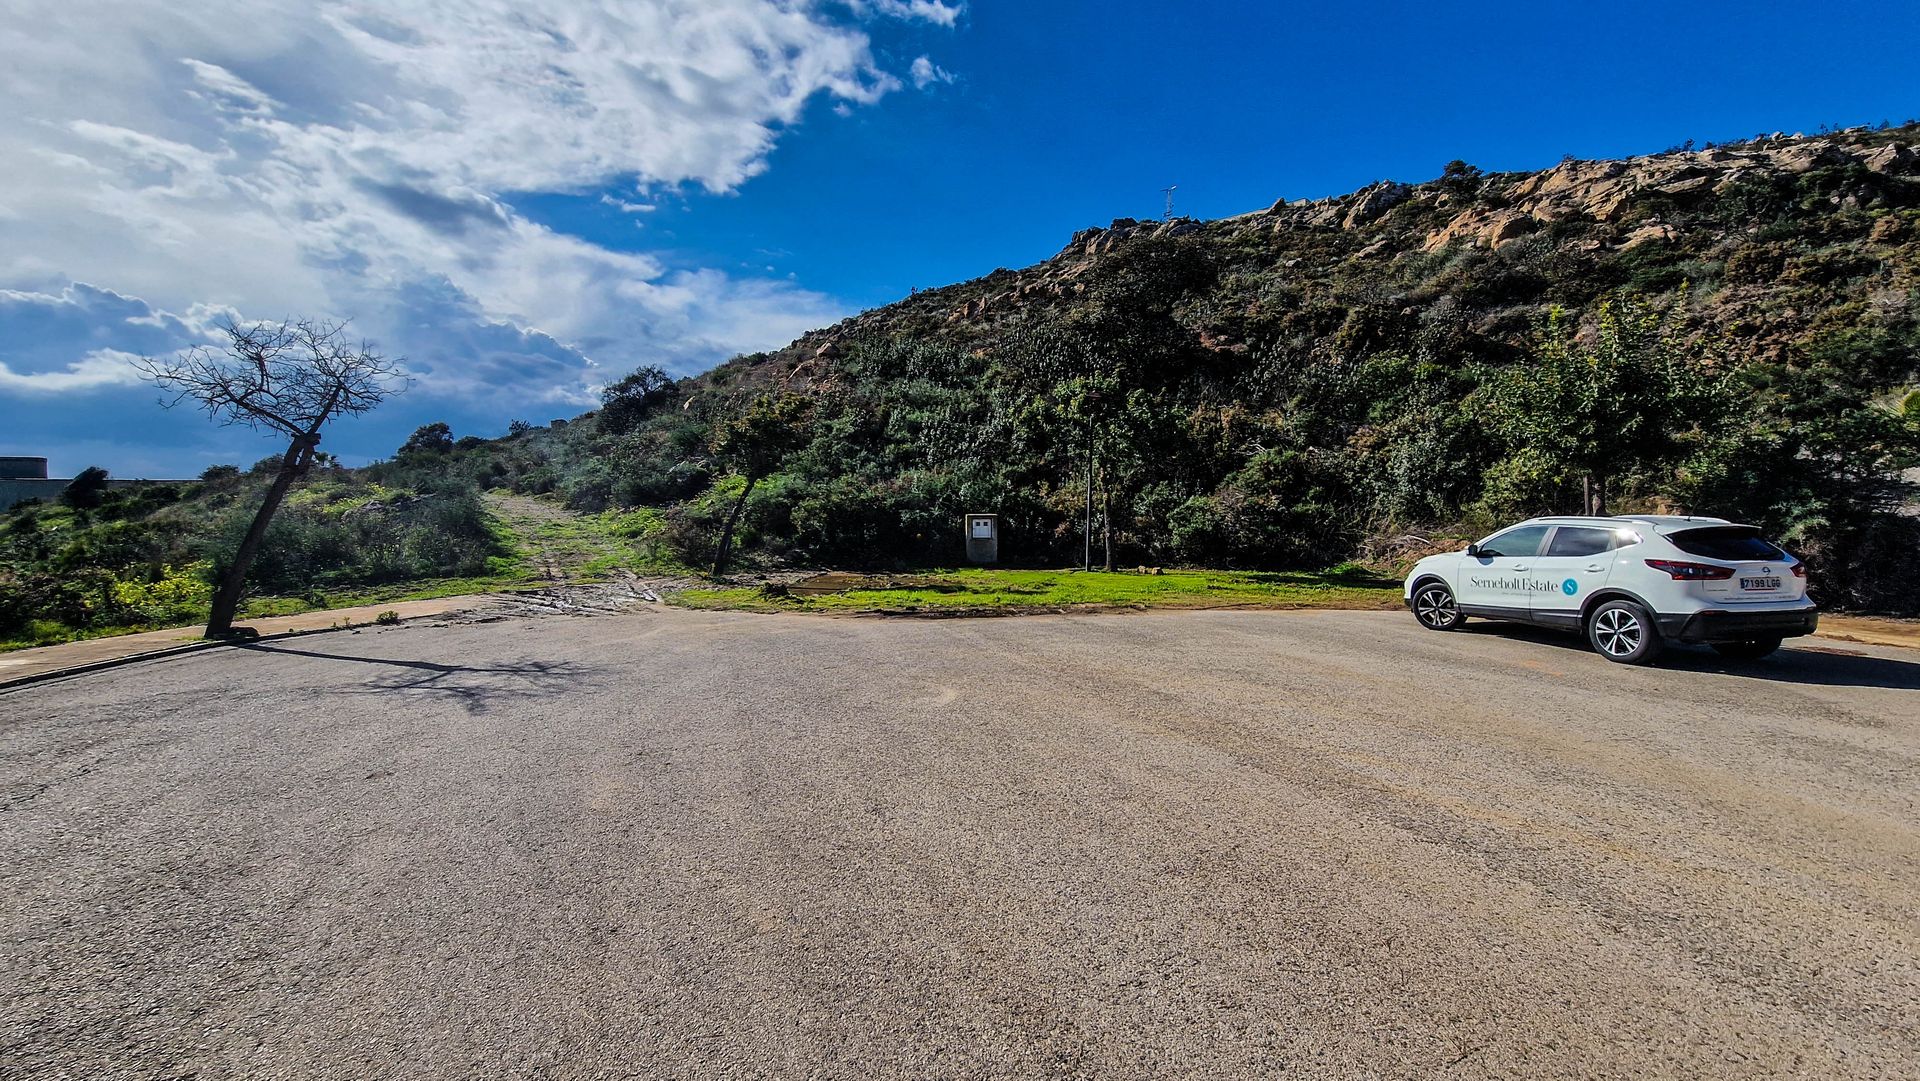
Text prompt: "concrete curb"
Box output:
[[0, 620, 394, 694]]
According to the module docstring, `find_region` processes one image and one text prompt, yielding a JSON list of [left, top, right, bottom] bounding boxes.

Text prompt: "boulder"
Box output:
[[1341, 181, 1412, 229], [1620, 222, 1675, 250], [1303, 202, 1343, 229], [1863, 144, 1918, 175], [1487, 212, 1539, 248], [1772, 142, 1851, 174], [1654, 174, 1715, 196]]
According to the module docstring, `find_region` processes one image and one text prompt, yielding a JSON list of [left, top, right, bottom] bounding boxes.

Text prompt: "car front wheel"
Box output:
[[1711, 637, 1783, 660], [1587, 600, 1664, 665], [1412, 581, 1464, 631]]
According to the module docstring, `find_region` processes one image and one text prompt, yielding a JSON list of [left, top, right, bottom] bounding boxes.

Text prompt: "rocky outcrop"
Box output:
[[798, 128, 1920, 362], [1419, 136, 1918, 251], [1864, 143, 1918, 175], [1341, 181, 1412, 229]]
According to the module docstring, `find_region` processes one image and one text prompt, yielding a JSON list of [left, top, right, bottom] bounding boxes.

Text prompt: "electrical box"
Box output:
[[964, 513, 999, 564]]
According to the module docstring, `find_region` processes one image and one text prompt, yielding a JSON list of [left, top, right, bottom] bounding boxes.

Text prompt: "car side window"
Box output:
[[1475, 525, 1550, 559], [1545, 526, 1616, 557]]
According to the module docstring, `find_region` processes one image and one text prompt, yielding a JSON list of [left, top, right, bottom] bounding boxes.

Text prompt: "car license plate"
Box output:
[[1740, 576, 1782, 591]]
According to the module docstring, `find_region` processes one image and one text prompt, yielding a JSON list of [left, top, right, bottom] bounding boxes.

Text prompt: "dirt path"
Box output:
[[483, 492, 666, 617], [3, 609, 1915, 1079]]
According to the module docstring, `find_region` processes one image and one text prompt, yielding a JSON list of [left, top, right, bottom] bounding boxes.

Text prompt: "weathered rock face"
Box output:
[[1864, 143, 1918, 175], [1341, 181, 1413, 229], [795, 127, 1920, 362], [1416, 136, 1918, 251]]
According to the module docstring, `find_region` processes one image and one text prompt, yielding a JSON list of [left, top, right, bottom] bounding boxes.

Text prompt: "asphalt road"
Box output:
[[3, 609, 1916, 1080]]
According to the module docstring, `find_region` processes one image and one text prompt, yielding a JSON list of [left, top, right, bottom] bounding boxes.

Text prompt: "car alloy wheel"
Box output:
[[1413, 584, 1461, 630], [1587, 600, 1663, 665], [1593, 607, 1642, 656]]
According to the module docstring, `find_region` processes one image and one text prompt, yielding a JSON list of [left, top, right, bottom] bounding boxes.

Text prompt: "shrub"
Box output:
[[110, 563, 215, 626], [61, 466, 111, 510]]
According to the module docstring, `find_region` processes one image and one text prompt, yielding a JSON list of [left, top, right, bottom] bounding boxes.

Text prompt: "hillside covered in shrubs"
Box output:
[[477, 126, 1920, 613], [6, 124, 1920, 641], [0, 458, 509, 647]]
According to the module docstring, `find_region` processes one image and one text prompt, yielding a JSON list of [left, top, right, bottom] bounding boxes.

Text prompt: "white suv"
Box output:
[[1403, 515, 1818, 664]]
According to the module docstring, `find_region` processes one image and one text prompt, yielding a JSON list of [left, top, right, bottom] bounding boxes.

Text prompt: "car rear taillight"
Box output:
[[1644, 558, 1735, 581], [1791, 564, 1807, 579]]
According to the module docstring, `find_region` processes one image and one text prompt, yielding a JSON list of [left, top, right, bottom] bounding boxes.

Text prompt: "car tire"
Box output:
[[1411, 580, 1465, 631], [1711, 637, 1783, 660], [1586, 600, 1663, 665]]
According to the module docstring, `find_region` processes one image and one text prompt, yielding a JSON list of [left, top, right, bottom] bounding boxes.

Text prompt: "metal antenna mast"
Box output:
[[1161, 184, 1177, 221]]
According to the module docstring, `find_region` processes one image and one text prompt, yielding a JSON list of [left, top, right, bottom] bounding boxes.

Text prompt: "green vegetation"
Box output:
[[678, 567, 1400, 614], [621, 128, 1913, 615], [8, 127, 1920, 647], [0, 469, 513, 650]]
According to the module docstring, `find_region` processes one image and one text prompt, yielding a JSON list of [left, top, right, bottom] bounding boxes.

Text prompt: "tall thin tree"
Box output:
[[138, 318, 403, 637], [709, 393, 812, 577]]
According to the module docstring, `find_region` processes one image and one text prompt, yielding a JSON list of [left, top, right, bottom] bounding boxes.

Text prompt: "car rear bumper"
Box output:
[[1657, 604, 1819, 643]]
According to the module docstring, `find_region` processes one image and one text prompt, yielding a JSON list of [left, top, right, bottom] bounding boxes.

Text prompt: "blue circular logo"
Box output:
[[1562, 578, 1579, 596]]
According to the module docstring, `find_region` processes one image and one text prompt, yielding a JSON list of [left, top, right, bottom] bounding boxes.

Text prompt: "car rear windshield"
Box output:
[[1667, 526, 1786, 562]]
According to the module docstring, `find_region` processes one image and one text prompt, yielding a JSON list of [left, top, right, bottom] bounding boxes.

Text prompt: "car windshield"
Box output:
[[1475, 524, 1549, 559], [1667, 526, 1786, 562]]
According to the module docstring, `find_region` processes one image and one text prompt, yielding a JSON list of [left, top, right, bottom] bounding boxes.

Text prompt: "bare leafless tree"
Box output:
[[138, 318, 404, 637]]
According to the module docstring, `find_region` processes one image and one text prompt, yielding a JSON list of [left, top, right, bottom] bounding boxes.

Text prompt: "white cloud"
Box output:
[[0, 0, 943, 420], [910, 55, 957, 90], [864, 1, 965, 27], [600, 195, 658, 214], [0, 349, 147, 392]]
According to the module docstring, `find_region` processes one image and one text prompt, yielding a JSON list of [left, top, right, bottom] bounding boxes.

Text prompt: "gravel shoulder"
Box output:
[[2, 608, 1915, 1079]]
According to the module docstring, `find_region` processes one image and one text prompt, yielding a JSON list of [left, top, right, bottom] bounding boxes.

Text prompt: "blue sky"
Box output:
[[4, 0, 1919, 477]]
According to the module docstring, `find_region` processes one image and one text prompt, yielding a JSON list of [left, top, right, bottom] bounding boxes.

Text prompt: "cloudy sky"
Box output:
[[5, 1, 1919, 475]]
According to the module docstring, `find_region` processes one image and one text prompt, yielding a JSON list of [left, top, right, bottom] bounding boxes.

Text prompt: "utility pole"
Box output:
[[1162, 184, 1177, 221], [1084, 419, 1094, 572]]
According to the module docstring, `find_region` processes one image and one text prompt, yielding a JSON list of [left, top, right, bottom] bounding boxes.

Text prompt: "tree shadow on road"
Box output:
[[237, 642, 599, 714], [1455, 623, 1920, 690]]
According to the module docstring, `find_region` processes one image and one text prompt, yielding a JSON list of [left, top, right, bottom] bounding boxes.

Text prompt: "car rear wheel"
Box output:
[[1587, 600, 1663, 665], [1412, 581, 1463, 631], [1711, 637, 1783, 660]]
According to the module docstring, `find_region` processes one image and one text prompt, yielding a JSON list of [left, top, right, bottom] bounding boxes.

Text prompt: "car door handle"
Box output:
[[1585, 564, 1605, 572], [1512, 564, 1528, 571]]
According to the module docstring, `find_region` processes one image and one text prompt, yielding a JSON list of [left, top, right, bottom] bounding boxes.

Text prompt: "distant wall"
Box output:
[[0, 477, 193, 512], [0, 479, 70, 510], [0, 456, 49, 480]]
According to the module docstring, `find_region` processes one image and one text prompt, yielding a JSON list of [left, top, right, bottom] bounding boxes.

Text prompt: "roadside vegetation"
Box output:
[[7, 127, 1920, 649], [678, 567, 1401, 615], [0, 468, 513, 649], [407, 129, 1920, 615]]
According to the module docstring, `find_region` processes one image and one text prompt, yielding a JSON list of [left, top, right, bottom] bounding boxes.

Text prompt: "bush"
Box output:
[[61, 466, 111, 510], [110, 563, 214, 626]]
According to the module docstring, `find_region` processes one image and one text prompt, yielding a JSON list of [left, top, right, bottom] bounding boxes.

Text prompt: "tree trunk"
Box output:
[[204, 435, 314, 637], [1101, 477, 1113, 572], [1584, 473, 1608, 516], [712, 473, 759, 578], [1084, 427, 1094, 573]]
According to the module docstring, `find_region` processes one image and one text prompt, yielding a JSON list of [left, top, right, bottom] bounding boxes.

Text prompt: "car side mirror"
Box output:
[[1465, 543, 1481, 558]]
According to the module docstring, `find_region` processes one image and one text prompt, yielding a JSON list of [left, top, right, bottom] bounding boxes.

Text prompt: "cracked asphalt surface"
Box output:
[[2, 608, 1917, 1079]]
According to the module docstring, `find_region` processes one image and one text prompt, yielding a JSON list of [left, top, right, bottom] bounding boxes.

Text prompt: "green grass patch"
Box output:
[[675, 567, 1401, 615], [522, 505, 687, 577]]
